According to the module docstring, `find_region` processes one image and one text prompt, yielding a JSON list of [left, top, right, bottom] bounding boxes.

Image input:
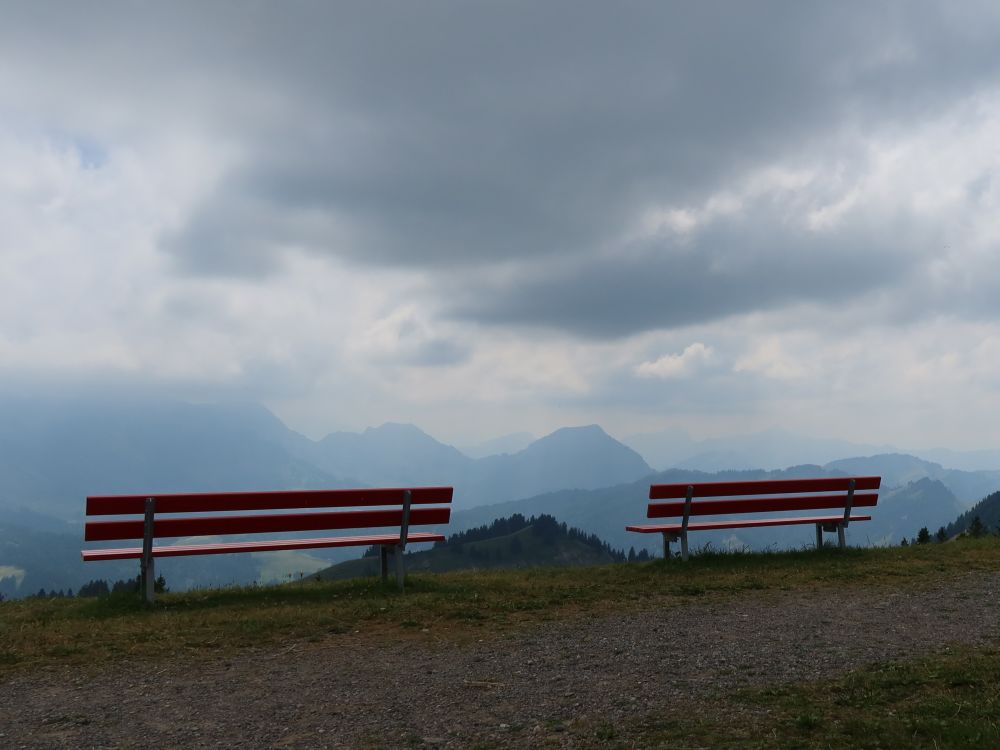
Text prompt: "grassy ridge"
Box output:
[[2, 538, 999, 678]]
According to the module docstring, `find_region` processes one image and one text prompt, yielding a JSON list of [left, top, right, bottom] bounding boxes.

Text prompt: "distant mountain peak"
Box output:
[[364, 422, 430, 437], [560, 424, 605, 434], [514, 424, 652, 484], [459, 432, 535, 459], [535, 424, 611, 443]]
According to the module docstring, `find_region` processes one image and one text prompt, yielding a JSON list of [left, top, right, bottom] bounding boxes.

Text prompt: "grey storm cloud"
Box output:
[[9, 2, 1000, 334], [445, 212, 933, 337], [159, 3, 1000, 271]]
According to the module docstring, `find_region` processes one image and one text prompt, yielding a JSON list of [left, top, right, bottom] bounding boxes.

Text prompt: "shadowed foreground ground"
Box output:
[[2, 569, 998, 748]]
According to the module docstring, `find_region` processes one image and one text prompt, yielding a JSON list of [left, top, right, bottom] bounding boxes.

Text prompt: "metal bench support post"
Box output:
[[839, 479, 856, 550], [379, 545, 389, 583], [395, 489, 412, 591], [680, 485, 693, 562], [815, 522, 823, 550], [140, 497, 156, 604]]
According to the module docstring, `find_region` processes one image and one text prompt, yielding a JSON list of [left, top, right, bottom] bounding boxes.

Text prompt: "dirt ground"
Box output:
[[2, 571, 998, 749]]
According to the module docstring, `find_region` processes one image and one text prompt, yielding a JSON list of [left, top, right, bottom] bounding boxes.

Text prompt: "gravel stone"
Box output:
[[2, 572, 998, 748]]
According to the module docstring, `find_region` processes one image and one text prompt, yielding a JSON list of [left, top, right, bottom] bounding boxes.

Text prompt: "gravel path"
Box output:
[[2, 572, 999, 749]]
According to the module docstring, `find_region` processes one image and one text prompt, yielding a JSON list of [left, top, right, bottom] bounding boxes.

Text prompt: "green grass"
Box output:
[[575, 644, 1000, 749], [1, 537, 998, 681], [751, 646, 1000, 749]]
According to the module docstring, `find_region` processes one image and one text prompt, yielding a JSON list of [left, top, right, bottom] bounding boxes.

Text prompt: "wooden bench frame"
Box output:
[[626, 476, 881, 561], [82, 486, 453, 601]]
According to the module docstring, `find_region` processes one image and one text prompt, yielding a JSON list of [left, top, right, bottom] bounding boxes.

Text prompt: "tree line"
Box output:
[[22, 574, 168, 600], [436, 513, 653, 562], [902, 513, 994, 547], [361, 512, 653, 563], [944, 490, 1000, 538]]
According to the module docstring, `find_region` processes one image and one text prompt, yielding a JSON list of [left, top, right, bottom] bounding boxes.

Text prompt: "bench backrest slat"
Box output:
[[86, 487, 453, 516], [648, 476, 881, 500], [84, 506, 452, 542], [647, 492, 879, 519]]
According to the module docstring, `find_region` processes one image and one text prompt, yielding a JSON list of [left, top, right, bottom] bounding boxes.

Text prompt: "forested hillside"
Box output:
[[315, 514, 649, 581]]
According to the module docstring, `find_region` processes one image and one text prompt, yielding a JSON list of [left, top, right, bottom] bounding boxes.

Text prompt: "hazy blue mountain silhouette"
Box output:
[[0, 397, 652, 595], [827, 454, 1000, 506], [625, 427, 1000, 486], [299, 422, 471, 489], [294, 422, 652, 509], [459, 432, 535, 459], [623, 427, 893, 472], [450, 466, 988, 555], [2, 394, 996, 595], [0, 397, 650, 523], [0, 395, 348, 520], [466, 425, 651, 507], [864, 478, 964, 542]]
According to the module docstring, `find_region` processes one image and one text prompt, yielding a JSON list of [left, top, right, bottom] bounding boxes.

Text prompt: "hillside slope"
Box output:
[[946, 489, 1000, 537], [315, 514, 633, 581]]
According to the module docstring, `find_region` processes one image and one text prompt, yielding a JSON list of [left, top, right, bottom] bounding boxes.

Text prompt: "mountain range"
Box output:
[[623, 427, 895, 472], [291, 421, 651, 510], [449, 471, 969, 556], [0, 395, 653, 521], [1, 393, 999, 597], [623, 426, 1000, 477]]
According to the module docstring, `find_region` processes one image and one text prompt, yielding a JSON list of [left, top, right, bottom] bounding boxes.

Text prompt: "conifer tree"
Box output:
[[969, 516, 986, 538]]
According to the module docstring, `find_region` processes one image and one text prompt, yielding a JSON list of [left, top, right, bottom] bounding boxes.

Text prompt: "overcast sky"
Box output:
[[2, 2, 1000, 449]]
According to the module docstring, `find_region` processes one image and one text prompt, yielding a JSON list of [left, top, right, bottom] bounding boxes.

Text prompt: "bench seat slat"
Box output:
[[649, 476, 881, 499], [86, 487, 453, 516], [647, 492, 878, 519], [85, 506, 451, 542], [81, 532, 447, 561], [626, 514, 872, 534]]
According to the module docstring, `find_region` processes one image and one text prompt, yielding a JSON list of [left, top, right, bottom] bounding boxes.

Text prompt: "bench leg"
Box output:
[[681, 532, 689, 562], [837, 524, 846, 549], [816, 523, 823, 550], [395, 543, 405, 591], [140, 555, 155, 604], [662, 532, 670, 560], [140, 497, 156, 604], [380, 545, 389, 583]]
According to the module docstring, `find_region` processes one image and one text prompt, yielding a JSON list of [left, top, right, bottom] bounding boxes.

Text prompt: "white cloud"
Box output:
[[636, 343, 714, 379], [734, 338, 810, 381], [351, 305, 469, 368]]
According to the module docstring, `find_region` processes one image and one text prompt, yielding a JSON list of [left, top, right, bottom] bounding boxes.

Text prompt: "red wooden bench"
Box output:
[[626, 476, 881, 561], [82, 486, 453, 601]]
